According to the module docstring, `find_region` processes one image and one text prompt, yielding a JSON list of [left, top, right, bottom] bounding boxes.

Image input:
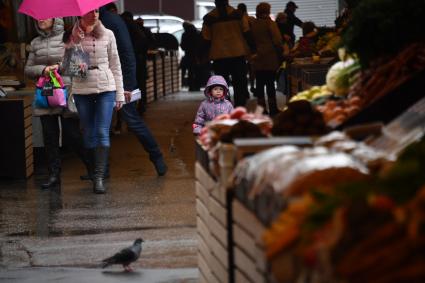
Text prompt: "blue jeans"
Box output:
[[120, 101, 163, 161], [74, 91, 115, 148]]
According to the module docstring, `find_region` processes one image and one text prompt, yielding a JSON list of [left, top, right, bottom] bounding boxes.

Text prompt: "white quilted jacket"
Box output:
[[25, 18, 66, 116], [69, 21, 124, 102]]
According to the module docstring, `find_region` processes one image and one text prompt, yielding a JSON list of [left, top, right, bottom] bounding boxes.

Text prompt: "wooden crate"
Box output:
[[232, 199, 268, 283], [154, 55, 164, 99], [146, 60, 155, 103], [0, 96, 34, 178], [196, 162, 231, 283], [163, 56, 173, 95], [172, 60, 180, 93]]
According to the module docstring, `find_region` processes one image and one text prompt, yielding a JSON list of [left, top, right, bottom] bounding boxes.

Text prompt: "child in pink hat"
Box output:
[[193, 75, 234, 135]]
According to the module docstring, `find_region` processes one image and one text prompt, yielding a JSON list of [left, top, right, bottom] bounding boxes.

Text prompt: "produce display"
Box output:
[[197, 106, 272, 150], [316, 31, 341, 57], [349, 43, 425, 106], [262, 137, 425, 282], [196, 106, 272, 178], [288, 57, 365, 125], [230, 130, 425, 282], [232, 131, 391, 224], [342, 0, 425, 68], [288, 41, 425, 127], [195, 1, 425, 282], [271, 100, 329, 136], [286, 0, 425, 129], [290, 25, 341, 59]]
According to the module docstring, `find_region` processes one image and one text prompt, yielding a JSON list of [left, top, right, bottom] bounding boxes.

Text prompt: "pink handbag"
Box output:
[[35, 70, 68, 108]]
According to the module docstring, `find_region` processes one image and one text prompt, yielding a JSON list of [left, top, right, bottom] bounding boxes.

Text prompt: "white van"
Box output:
[[133, 14, 185, 34]]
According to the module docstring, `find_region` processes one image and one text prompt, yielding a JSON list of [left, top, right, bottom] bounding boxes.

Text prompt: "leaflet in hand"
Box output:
[[128, 88, 142, 103]]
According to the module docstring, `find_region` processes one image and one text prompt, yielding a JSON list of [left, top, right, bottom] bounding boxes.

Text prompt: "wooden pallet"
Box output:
[[196, 162, 231, 283]]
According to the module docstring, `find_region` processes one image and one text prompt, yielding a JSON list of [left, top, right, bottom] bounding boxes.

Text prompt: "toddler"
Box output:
[[193, 75, 234, 135]]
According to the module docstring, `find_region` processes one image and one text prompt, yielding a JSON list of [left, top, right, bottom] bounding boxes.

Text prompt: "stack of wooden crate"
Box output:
[[171, 52, 180, 93], [163, 55, 173, 95], [146, 60, 155, 103], [196, 161, 231, 283], [154, 54, 164, 98]]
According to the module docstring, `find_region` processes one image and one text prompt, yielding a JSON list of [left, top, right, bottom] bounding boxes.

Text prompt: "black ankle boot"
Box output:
[[93, 147, 109, 194], [93, 178, 106, 194], [41, 174, 60, 189], [152, 157, 168, 176]]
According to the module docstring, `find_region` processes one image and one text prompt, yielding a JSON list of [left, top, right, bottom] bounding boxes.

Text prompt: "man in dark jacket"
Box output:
[[201, 0, 256, 107], [180, 22, 202, 91], [121, 11, 149, 113], [284, 1, 303, 47], [99, 5, 168, 176]]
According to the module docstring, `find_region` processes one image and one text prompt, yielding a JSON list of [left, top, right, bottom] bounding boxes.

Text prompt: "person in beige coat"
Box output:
[[25, 18, 89, 189], [201, 0, 256, 107], [251, 2, 284, 116], [64, 8, 124, 194]]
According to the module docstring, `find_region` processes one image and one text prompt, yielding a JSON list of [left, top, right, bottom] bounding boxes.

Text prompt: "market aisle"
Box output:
[[0, 91, 205, 280]]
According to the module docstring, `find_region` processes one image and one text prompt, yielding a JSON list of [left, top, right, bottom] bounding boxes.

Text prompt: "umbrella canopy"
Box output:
[[18, 0, 115, 20]]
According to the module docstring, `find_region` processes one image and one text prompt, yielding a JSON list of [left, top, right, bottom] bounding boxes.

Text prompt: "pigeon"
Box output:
[[102, 238, 144, 272]]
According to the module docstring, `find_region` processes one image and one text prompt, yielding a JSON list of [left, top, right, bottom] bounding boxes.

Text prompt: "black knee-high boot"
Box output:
[[41, 149, 61, 189], [93, 147, 109, 194]]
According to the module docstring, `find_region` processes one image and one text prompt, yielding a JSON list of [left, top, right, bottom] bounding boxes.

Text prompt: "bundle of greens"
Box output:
[[342, 0, 425, 68]]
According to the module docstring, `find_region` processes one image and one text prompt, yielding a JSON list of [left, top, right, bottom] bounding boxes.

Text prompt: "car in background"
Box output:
[[133, 14, 185, 34]]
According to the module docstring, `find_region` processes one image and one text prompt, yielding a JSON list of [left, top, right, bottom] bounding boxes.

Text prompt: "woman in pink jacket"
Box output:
[[64, 9, 124, 194]]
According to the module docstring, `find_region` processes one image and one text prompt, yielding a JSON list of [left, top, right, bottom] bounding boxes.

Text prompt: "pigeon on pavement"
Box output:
[[102, 238, 144, 272]]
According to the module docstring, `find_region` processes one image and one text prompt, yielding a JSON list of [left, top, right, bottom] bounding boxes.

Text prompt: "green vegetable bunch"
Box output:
[[342, 0, 425, 68]]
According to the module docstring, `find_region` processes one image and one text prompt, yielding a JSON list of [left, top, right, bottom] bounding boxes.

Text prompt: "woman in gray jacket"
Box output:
[[65, 9, 124, 194], [25, 18, 88, 189]]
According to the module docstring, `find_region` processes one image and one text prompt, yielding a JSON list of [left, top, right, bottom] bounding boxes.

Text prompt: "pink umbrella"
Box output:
[[18, 0, 115, 20]]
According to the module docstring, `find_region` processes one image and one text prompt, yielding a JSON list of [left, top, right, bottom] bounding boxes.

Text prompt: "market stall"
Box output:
[[195, 0, 425, 281]]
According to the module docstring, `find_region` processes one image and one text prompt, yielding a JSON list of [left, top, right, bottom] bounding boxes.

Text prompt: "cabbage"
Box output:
[[326, 59, 360, 96]]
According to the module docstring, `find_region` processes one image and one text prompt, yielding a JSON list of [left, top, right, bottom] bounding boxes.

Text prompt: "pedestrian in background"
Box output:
[[180, 21, 202, 91], [237, 3, 256, 97], [284, 1, 303, 47], [64, 9, 125, 194], [251, 2, 283, 116], [193, 75, 234, 135], [99, 6, 168, 177], [25, 17, 89, 189], [275, 12, 292, 44], [121, 11, 150, 114], [201, 0, 256, 107], [292, 21, 318, 57]]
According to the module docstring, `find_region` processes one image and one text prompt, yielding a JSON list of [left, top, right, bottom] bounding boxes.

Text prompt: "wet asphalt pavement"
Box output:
[[0, 91, 205, 282]]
